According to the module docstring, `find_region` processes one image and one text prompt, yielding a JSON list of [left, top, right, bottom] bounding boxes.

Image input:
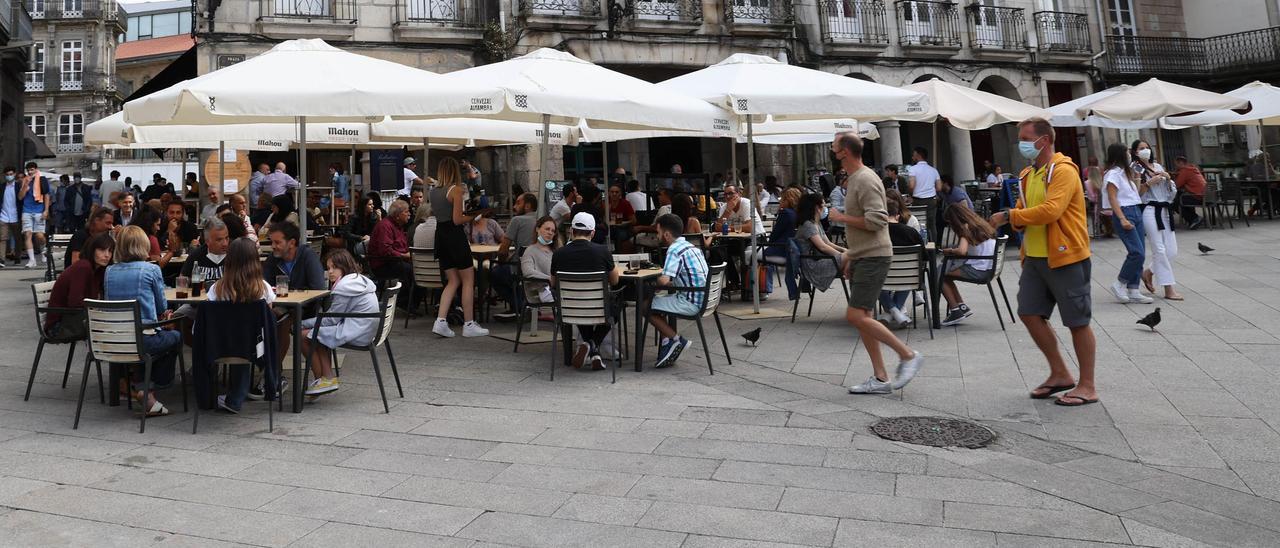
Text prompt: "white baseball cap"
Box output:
[[404, 157, 416, 166], [571, 212, 596, 231]]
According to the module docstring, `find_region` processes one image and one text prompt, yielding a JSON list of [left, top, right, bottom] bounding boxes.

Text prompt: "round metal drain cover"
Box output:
[[870, 416, 995, 448]]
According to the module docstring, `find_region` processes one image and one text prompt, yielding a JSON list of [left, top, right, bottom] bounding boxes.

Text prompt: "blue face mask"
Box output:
[[1018, 138, 1041, 160], [821, 206, 829, 219], [4, 175, 12, 182], [537, 235, 553, 246]]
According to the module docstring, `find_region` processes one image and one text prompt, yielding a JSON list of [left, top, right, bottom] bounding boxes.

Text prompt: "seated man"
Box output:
[[66, 208, 115, 269], [551, 212, 621, 371], [368, 199, 413, 296], [493, 193, 539, 318], [648, 213, 710, 369], [632, 188, 674, 249], [1173, 156, 1206, 229], [162, 201, 201, 253], [713, 184, 765, 299], [263, 221, 327, 378]]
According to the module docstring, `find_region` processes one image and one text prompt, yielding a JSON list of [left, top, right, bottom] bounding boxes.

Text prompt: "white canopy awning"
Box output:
[[1071, 78, 1251, 122], [747, 123, 880, 145], [904, 79, 1051, 131], [1164, 82, 1280, 127], [577, 117, 869, 143], [433, 48, 735, 134], [1046, 85, 1161, 129], [371, 118, 578, 147], [88, 112, 461, 150], [122, 39, 501, 126], [657, 53, 930, 122]]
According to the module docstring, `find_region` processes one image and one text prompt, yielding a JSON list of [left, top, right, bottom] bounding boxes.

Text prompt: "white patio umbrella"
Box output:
[[1164, 81, 1280, 126], [904, 79, 1051, 131], [746, 123, 880, 145], [659, 53, 931, 312], [1045, 85, 1161, 129], [1071, 78, 1251, 122], [121, 39, 502, 235]]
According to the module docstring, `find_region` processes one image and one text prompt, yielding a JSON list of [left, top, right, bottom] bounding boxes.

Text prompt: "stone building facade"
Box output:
[[1, 0, 35, 170], [192, 0, 1106, 192]]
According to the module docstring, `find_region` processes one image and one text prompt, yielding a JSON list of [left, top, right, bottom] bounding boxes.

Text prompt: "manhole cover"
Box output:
[[869, 416, 995, 448]]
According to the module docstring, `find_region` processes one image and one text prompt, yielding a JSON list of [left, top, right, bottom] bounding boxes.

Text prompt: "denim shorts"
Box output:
[[651, 294, 701, 317], [21, 212, 45, 233]]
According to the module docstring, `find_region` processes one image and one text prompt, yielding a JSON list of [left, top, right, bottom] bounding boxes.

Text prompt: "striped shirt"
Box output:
[[663, 237, 709, 309]]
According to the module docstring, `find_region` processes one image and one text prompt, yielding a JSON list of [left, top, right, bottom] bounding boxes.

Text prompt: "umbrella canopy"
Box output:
[[747, 123, 880, 145], [123, 39, 501, 126], [1164, 81, 1280, 126], [577, 117, 869, 143], [371, 118, 579, 147], [434, 48, 735, 134], [658, 53, 929, 122], [1046, 85, 1161, 129], [1071, 78, 1250, 122], [904, 79, 1051, 130]]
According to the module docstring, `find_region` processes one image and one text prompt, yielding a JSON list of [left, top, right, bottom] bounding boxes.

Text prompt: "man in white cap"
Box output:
[[550, 212, 621, 371], [400, 157, 423, 197]]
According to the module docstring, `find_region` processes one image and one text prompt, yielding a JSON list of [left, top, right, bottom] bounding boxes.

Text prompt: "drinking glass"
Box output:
[[276, 275, 290, 297], [175, 276, 190, 299]]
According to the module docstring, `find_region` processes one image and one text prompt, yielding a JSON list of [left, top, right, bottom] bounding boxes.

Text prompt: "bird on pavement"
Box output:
[[741, 328, 762, 346], [1136, 307, 1161, 331], [1198, 242, 1214, 254]]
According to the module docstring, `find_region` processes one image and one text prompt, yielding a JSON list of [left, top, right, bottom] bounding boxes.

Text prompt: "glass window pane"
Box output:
[[139, 15, 151, 37], [152, 13, 179, 37], [126, 18, 138, 41], [180, 14, 191, 34]]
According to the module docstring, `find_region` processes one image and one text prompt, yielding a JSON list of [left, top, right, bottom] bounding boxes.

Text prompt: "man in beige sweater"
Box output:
[[828, 132, 923, 394]]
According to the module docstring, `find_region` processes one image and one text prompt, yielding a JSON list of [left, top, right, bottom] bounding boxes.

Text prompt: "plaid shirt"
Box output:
[[662, 237, 709, 309]]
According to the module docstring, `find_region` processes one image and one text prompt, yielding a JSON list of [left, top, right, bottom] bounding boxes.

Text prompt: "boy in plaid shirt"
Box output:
[[648, 214, 709, 368]]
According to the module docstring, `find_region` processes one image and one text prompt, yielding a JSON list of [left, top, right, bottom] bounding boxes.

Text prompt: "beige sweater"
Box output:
[[842, 165, 892, 259]]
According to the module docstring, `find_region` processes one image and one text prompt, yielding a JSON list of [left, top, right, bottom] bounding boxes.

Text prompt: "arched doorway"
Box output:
[[974, 75, 1028, 178]]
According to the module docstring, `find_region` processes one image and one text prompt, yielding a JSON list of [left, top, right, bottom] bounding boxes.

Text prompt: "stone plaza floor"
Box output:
[[0, 220, 1278, 547]]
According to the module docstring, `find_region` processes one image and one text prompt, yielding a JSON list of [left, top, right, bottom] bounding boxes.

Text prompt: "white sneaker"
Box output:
[[462, 321, 489, 338], [891, 351, 924, 390], [1110, 281, 1130, 303], [432, 319, 455, 338], [24, 260, 35, 269], [890, 307, 912, 327], [848, 375, 892, 394], [877, 311, 895, 325], [1128, 289, 1154, 304]]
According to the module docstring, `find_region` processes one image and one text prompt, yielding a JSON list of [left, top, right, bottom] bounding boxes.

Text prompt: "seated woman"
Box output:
[[879, 198, 924, 328], [520, 216, 558, 306], [257, 194, 299, 240], [104, 226, 181, 416], [46, 233, 114, 340], [759, 188, 802, 299], [204, 238, 277, 412], [671, 193, 703, 238], [464, 212, 505, 246], [300, 249, 379, 397], [794, 193, 848, 295]]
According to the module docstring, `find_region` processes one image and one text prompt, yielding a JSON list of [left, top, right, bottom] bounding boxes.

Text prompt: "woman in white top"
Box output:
[[1102, 143, 1153, 304], [938, 205, 998, 326], [1130, 140, 1183, 301]]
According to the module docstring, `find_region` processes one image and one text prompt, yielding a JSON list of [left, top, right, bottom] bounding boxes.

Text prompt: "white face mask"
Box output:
[[1137, 149, 1152, 161]]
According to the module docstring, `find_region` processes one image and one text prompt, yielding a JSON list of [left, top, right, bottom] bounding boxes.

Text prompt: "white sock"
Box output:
[[26, 249, 35, 262]]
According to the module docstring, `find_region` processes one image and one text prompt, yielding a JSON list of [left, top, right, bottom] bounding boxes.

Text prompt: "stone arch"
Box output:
[[976, 74, 1021, 101], [846, 72, 876, 82]]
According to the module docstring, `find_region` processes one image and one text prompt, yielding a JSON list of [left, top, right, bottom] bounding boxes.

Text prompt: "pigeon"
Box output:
[[741, 327, 762, 346], [1198, 242, 1214, 254], [1136, 307, 1161, 331]]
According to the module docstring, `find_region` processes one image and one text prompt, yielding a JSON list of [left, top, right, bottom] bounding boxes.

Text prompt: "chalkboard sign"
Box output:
[[370, 150, 404, 192]]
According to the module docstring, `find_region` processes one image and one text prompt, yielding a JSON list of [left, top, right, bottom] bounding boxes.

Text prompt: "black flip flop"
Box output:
[[1030, 383, 1076, 399], [1054, 394, 1100, 406]]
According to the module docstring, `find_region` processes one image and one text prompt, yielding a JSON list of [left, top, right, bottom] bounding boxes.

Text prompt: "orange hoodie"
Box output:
[[1011, 152, 1090, 268]]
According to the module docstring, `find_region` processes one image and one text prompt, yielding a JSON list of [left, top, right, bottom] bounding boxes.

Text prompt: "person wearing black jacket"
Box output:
[[343, 194, 381, 254], [161, 201, 200, 253], [263, 221, 326, 370], [180, 218, 231, 284]]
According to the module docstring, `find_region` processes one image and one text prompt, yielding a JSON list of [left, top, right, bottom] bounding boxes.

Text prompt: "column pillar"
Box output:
[[876, 121, 904, 168], [948, 125, 976, 181]]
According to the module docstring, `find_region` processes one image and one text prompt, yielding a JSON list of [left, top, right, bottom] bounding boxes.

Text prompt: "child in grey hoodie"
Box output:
[[300, 249, 379, 396]]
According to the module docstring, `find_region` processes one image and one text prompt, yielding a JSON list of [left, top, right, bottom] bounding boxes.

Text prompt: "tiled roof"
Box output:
[[116, 35, 195, 61]]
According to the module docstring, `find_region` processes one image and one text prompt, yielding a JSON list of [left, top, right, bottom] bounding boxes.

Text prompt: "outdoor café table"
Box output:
[[620, 268, 663, 372], [1221, 178, 1277, 220], [167, 287, 331, 412]]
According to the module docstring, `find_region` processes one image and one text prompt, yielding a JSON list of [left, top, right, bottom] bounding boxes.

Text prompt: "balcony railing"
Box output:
[[965, 3, 1025, 50], [895, 1, 959, 47], [1105, 27, 1280, 77], [628, 0, 702, 22], [57, 142, 85, 154], [819, 0, 889, 45], [518, 0, 602, 17], [259, 0, 357, 23], [725, 0, 792, 25], [1033, 10, 1089, 54], [395, 0, 481, 26], [27, 0, 119, 20], [25, 68, 118, 93]]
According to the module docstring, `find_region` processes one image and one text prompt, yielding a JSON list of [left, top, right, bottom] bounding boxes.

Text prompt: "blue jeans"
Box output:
[[133, 329, 181, 391], [1111, 206, 1146, 288], [878, 290, 910, 312], [761, 255, 798, 300]]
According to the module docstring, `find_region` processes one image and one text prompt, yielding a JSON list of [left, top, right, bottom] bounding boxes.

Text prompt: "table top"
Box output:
[[165, 287, 330, 306], [708, 231, 755, 239], [470, 244, 501, 255], [620, 268, 663, 280]]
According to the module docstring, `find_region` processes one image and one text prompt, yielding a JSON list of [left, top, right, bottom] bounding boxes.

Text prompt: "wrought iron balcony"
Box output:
[[57, 142, 85, 154], [1105, 27, 1280, 78], [394, 0, 481, 26], [1033, 10, 1090, 54], [895, 1, 960, 48], [819, 0, 889, 45], [26, 0, 120, 20], [627, 0, 702, 23], [25, 68, 119, 93], [725, 0, 793, 26], [965, 3, 1025, 51], [259, 0, 357, 23], [518, 0, 602, 17]]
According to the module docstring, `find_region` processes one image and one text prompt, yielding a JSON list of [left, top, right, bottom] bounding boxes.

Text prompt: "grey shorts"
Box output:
[[846, 256, 891, 311], [1017, 257, 1092, 328], [946, 264, 988, 283]]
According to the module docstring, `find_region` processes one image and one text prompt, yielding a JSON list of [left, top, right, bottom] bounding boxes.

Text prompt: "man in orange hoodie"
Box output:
[[989, 118, 1098, 407]]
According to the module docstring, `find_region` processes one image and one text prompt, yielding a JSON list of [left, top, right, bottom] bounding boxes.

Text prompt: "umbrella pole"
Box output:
[[539, 114, 551, 218], [423, 138, 430, 185], [218, 141, 225, 213], [603, 140, 611, 252], [748, 118, 759, 314], [299, 116, 308, 236]]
